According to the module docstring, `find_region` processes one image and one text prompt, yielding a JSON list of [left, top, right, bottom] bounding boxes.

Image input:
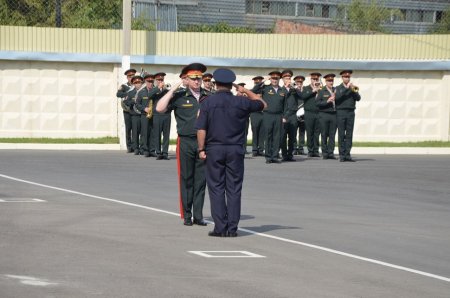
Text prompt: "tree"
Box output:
[[335, 0, 402, 33], [0, 0, 122, 29], [180, 22, 257, 33], [430, 8, 450, 34]]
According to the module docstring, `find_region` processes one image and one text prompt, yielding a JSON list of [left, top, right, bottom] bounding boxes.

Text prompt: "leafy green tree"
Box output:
[[430, 8, 450, 33], [0, 0, 121, 28], [180, 22, 257, 33], [335, 0, 401, 33]]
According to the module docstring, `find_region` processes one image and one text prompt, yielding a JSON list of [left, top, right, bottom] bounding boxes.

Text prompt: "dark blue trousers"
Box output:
[[206, 145, 245, 234]]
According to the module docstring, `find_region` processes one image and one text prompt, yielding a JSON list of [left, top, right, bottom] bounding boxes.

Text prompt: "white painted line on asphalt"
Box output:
[[1, 173, 449, 283], [5, 274, 58, 287], [189, 251, 265, 258], [0, 198, 46, 203]]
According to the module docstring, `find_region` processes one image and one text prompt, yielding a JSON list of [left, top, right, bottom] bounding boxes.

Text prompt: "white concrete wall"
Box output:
[[0, 61, 119, 138], [1, 61, 449, 142]]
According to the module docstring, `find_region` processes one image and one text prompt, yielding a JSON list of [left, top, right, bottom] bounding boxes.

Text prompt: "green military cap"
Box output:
[[281, 69, 294, 78], [340, 70, 353, 76], [293, 75, 305, 82], [124, 68, 137, 76], [182, 63, 207, 79], [131, 75, 143, 83], [323, 73, 336, 80], [268, 70, 282, 78], [252, 76, 264, 81]]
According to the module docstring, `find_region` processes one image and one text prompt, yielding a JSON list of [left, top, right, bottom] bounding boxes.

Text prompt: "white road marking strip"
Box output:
[[189, 251, 265, 258], [1, 173, 449, 283], [5, 275, 58, 287], [0, 198, 46, 203]]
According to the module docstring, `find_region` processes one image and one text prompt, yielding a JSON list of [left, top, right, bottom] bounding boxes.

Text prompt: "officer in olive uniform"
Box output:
[[116, 68, 136, 153], [156, 63, 209, 227], [292, 75, 306, 155], [237, 82, 251, 153], [202, 73, 215, 95], [250, 76, 265, 157], [252, 71, 287, 164], [316, 73, 338, 160], [301, 72, 322, 157], [135, 73, 155, 157], [280, 69, 300, 162], [125, 74, 144, 154], [195, 68, 266, 237], [335, 70, 361, 162], [152, 72, 171, 160]]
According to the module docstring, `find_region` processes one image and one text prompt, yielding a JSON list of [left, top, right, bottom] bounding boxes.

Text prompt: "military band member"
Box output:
[[335, 70, 361, 162], [293, 75, 306, 155], [280, 69, 299, 162], [252, 71, 288, 164], [156, 63, 208, 227], [135, 73, 155, 157], [250, 76, 265, 157], [125, 75, 144, 155], [152, 72, 171, 160], [116, 68, 136, 153], [202, 73, 215, 95], [301, 72, 322, 157], [316, 73, 337, 160]]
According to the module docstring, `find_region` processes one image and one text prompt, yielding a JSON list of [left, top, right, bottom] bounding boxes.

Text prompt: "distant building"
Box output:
[[134, 0, 450, 34]]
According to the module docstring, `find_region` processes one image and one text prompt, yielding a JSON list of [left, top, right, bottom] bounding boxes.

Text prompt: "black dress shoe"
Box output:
[[272, 159, 282, 164], [208, 231, 226, 237], [312, 153, 321, 157], [183, 218, 193, 226], [163, 155, 170, 160], [156, 155, 164, 160], [227, 231, 238, 237], [265, 160, 272, 164], [345, 158, 356, 162], [150, 152, 157, 157], [328, 155, 337, 160], [193, 219, 207, 226]]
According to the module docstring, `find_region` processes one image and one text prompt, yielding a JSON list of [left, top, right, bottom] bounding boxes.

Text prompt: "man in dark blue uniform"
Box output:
[[196, 68, 266, 237]]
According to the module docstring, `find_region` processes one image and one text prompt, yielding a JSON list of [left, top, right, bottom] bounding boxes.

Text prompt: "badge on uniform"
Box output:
[[324, 95, 329, 98], [268, 90, 275, 95], [280, 92, 285, 96]]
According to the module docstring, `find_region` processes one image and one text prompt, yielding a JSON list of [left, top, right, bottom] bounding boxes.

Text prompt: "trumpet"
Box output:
[[351, 85, 359, 93], [146, 99, 153, 119], [164, 83, 171, 90]]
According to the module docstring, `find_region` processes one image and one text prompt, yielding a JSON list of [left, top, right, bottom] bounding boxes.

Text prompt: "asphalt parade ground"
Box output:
[[1, 150, 450, 297]]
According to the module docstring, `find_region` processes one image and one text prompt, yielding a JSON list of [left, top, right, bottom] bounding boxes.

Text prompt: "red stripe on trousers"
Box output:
[[176, 136, 183, 218]]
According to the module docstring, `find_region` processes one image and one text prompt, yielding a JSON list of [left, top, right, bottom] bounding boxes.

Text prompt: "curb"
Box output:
[[1, 144, 450, 154]]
